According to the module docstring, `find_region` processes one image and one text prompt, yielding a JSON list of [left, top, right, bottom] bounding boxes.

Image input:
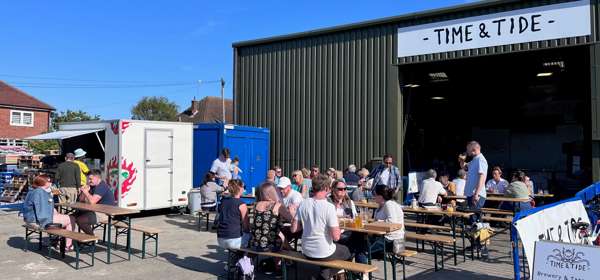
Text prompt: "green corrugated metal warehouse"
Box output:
[[233, 0, 600, 196]]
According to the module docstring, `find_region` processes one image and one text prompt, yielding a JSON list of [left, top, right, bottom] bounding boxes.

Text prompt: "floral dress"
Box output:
[[249, 203, 283, 252]]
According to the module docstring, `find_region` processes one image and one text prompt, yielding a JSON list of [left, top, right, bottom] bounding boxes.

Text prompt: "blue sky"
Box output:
[[0, 0, 472, 119]]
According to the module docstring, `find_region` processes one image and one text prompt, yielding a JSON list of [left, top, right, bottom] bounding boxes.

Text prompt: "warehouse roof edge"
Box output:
[[232, 0, 557, 48]]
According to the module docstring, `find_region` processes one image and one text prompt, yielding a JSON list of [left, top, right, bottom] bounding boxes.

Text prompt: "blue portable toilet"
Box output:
[[193, 123, 270, 195]]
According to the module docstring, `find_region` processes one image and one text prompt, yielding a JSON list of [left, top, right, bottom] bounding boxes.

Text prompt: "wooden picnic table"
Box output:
[[444, 195, 467, 200], [533, 193, 554, 198], [339, 221, 401, 280], [354, 201, 379, 209], [402, 206, 474, 219], [484, 196, 530, 203], [57, 202, 139, 264], [402, 206, 473, 264]]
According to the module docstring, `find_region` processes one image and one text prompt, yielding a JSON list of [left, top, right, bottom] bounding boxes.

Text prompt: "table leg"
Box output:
[[60, 237, 66, 259], [383, 239, 387, 280], [451, 216, 457, 266], [461, 219, 466, 262], [367, 237, 373, 280], [127, 216, 132, 261], [107, 216, 112, 264]]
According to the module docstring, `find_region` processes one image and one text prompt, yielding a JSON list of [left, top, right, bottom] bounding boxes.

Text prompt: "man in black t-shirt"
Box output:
[[74, 169, 116, 234]]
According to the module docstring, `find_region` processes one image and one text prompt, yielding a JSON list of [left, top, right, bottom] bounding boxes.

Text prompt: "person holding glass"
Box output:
[[328, 179, 368, 265]]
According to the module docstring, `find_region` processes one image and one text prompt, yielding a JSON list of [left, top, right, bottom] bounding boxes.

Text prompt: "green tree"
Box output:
[[52, 110, 101, 131], [131, 96, 179, 121]]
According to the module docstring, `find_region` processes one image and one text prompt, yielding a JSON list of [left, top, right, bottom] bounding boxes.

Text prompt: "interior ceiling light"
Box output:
[[431, 96, 445, 100], [543, 61, 565, 69], [428, 72, 449, 82], [537, 72, 553, 77], [405, 84, 420, 88]]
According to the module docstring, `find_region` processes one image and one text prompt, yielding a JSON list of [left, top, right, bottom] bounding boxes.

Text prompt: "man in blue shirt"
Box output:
[[369, 154, 402, 192], [462, 141, 488, 224], [74, 169, 116, 234]]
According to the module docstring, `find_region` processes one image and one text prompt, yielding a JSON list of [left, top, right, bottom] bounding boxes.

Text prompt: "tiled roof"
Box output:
[[178, 96, 233, 123], [0, 80, 55, 111]]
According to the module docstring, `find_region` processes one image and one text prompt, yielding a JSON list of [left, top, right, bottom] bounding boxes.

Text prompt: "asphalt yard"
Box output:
[[0, 208, 518, 280]]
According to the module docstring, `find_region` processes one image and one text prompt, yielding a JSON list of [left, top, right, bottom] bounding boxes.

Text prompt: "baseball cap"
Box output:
[[277, 177, 292, 188]]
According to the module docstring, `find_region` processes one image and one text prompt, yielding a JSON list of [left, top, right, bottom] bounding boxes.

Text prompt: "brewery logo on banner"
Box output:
[[533, 241, 599, 280]]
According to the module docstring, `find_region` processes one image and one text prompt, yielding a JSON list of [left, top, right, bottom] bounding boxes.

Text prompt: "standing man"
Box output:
[[369, 154, 402, 200], [73, 148, 90, 187], [462, 141, 488, 224], [74, 169, 116, 235], [291, 174, 351, 280], [210, 148, 232, 187], [55, 153, 81, 204]]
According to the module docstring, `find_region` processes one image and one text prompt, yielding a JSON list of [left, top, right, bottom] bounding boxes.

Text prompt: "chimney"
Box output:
[[191, 99, 201, 114]]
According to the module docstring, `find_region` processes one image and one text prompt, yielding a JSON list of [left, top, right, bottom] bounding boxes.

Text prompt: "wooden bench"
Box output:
[[405, 232, 454, 271], [98, 220, 161, 258], [481, 216, 513, 223], [23, 224, 44, 251], [23, 224, 99, 269], [192, 209, 216, 231], [233, 247, 377, 280], [481, 208, 514, 216], [388, 250, 418, 280], [404, 222, 467, 266], [404, 222, 452, 232]]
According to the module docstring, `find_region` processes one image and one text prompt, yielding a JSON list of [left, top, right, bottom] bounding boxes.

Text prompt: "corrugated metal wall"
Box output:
[[233, 0, 597, 174], [234, 25, 399, 172]]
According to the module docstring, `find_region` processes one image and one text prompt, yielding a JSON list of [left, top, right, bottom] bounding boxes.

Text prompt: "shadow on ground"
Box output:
[[411, 268, 512, 280]]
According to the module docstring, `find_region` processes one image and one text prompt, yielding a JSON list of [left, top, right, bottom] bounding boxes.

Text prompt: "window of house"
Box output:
[[10, 110, 34, 127]]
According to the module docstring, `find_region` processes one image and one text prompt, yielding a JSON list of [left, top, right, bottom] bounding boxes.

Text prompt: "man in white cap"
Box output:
[[277, 176, 303, 215], [73, 148, 90, 187]]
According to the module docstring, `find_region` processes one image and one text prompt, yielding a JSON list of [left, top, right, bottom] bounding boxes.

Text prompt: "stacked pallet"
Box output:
[[17, 155, 44, 169], [0, 154, 19, 165], [0, 176, 28, 203]]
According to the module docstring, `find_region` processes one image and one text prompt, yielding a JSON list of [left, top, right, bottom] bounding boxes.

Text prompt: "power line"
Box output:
[[0, 73, 192, 84], [9, 82, 197, 89]]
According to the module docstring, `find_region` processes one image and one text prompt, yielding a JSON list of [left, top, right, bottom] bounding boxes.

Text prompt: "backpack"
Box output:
[[234, 255, 254, 280]]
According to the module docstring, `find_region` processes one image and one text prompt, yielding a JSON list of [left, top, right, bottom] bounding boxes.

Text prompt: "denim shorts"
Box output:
[[218, 233, 251, 250]]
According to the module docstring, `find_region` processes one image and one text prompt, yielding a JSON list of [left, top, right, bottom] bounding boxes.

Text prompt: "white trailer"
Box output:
[[27, 120, 193, 211]]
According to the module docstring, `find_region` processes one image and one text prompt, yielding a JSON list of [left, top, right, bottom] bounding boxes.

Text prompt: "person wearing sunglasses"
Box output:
[[309, 165, 320, 179], [273, 166, 283, 185], [329, 180, 368, 266], [291, 170, 312, 198], [369, 154, 401, 195]]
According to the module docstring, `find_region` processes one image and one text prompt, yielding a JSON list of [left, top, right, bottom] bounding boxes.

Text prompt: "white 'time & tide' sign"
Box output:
[[397, 0, 591, 58]]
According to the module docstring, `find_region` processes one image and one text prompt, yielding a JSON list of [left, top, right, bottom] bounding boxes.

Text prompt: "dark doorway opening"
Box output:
[[400, 46, 592, 196]]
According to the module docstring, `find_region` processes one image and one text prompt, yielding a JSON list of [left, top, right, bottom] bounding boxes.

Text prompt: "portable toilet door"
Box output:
[[144, 128, 174, 208], [224, 127, 269, 193]]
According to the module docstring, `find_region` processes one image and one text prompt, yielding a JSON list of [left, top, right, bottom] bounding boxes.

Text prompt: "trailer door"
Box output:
[[144, 129, 173, 209]]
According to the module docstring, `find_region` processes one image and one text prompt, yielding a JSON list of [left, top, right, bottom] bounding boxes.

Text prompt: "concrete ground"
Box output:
[[0, 208, 518, 280]]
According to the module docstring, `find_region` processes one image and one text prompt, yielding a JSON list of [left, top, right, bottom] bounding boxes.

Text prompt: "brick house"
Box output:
[[0, 81, 55, 141], [177, 96, 233, 123]]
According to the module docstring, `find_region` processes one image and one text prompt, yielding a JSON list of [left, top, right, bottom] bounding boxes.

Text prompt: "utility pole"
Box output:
[[220, 78, 226, 123]]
